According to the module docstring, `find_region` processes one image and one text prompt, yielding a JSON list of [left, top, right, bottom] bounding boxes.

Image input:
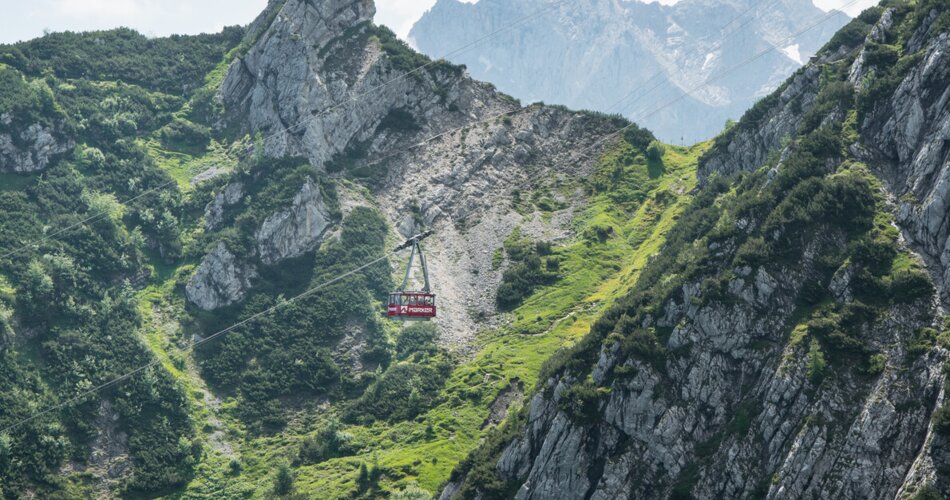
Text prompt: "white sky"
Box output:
[[0, 0, 880, 44]]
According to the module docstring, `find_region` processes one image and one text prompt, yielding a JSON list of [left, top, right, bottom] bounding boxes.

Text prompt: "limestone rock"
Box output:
[[185, 243, 257, 311], [256, 179, 332, 265], [204, 182, 245, 230], [0, 122, 74, 173], [480, 11, 950, 499]]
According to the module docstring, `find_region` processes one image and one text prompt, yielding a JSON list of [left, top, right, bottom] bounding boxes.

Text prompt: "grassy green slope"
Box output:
[[146, 139, 706, 498]]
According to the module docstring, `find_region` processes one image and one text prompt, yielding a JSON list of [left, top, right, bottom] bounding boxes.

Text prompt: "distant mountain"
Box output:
[[409, 0, 851, 143]]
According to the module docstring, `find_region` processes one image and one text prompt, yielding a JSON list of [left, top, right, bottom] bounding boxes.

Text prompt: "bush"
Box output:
[[395, 323, 440, 359], [273, 461, 295, 496], [933, 402, 950, 436], [911, 484, 944, 500], [496, 231, 559, 310], [346, 357, 453, 422], [298, 420, 354, 464], [391, 481, 433, 500], [622, 124, 656, 151], [907, 327, 940, 359], [645, 140, 665, 161], [865, 353, 886, 375], [821, 17, 872, 53], [620, 326, 665, 368], [157, 117, 211, 153], [806, 338, 827, 383], [559, 380, 605, 421], [735, 237, 770, 268], [889, 268, 933, 302]]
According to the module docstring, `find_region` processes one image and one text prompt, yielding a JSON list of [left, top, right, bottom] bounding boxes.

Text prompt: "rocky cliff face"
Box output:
[[451, 5, 950, 499], [186, 242, 258, 310], [410, 0, 849, 144], [0, 116, 73, 172], [219, 0, 458, 166], [198, 0, 626, 336], [700, 7, 950, 306], [256, 179, 332, 264]]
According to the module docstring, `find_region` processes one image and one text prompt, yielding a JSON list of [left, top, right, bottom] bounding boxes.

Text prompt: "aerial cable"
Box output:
[[0, 251, 396, 435], [0, 0, 562, 263], [0, 0, 862, 436]]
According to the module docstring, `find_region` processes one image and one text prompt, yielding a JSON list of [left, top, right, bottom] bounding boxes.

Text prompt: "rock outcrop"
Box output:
[[185, 243, 258, 311], [256, 179, 332, 264], [204, 182, 244, 230], [211, 0, 625, 345], [218, 0, 450, 167], [865, 29, 950, 304], [0, 119, 74, 173], [699, 10, 950, 305]]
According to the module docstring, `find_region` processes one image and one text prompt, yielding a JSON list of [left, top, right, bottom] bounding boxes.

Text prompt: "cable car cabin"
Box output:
[[387, 292, 436, 320], [388, 231, 437, 321]]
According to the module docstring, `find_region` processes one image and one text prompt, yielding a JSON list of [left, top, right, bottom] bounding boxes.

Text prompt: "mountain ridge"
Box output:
[[409, 0, 850, 144], [0, 0, 947, 498], [448, 3, 950, 498]]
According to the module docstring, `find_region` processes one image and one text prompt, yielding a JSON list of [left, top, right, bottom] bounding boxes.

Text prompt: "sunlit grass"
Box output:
[[157, 139, 710, 497]]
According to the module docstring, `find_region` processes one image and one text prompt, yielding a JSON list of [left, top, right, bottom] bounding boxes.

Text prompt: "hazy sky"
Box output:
[[0, 0, 880, 44]]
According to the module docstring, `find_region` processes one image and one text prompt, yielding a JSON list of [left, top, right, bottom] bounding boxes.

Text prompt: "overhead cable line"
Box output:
[[0, 0, 861, 436], [0, 0, 564, 263], [0, 252, 394, 435]]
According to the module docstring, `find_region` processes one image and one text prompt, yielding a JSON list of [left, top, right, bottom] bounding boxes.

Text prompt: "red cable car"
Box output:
[[388, 231, 437, 320]]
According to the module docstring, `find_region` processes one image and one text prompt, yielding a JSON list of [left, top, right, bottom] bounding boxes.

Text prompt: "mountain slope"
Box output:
[[409, 0, 850, 144], [449, 2, 950, 498], [0, 0, 698, 497]]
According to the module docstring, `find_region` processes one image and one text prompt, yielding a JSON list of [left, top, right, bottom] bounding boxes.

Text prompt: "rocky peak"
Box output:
[[218, 0, 413, 166], [410, 0, 847, 143]]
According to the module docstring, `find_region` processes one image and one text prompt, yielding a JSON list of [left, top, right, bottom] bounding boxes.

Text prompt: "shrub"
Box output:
[[645, 140, 665, 161], [391, 481, 433, 500], [863, 42, 900, 68], [806, 338, 827, 383], [911, 484, 944, 500], [621, 327, 665, 366], [559, 380, 605, 421], [622, 124, 656, 151], [821, 17, 872, 53], [866, 353, 886, 375], [889, 268, 933, 302], [157, 117, 211, 152], [346, 357, 453, 422], [907, 327, 940, 359], [496, 232, 559, 310], [273, 461, 294, 495], [395, 323, 439, 359], [298, 420, 354, 464], [735, 236, 770, 268], [933, 403, 950, 437], [583, 223, 614, 243]]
